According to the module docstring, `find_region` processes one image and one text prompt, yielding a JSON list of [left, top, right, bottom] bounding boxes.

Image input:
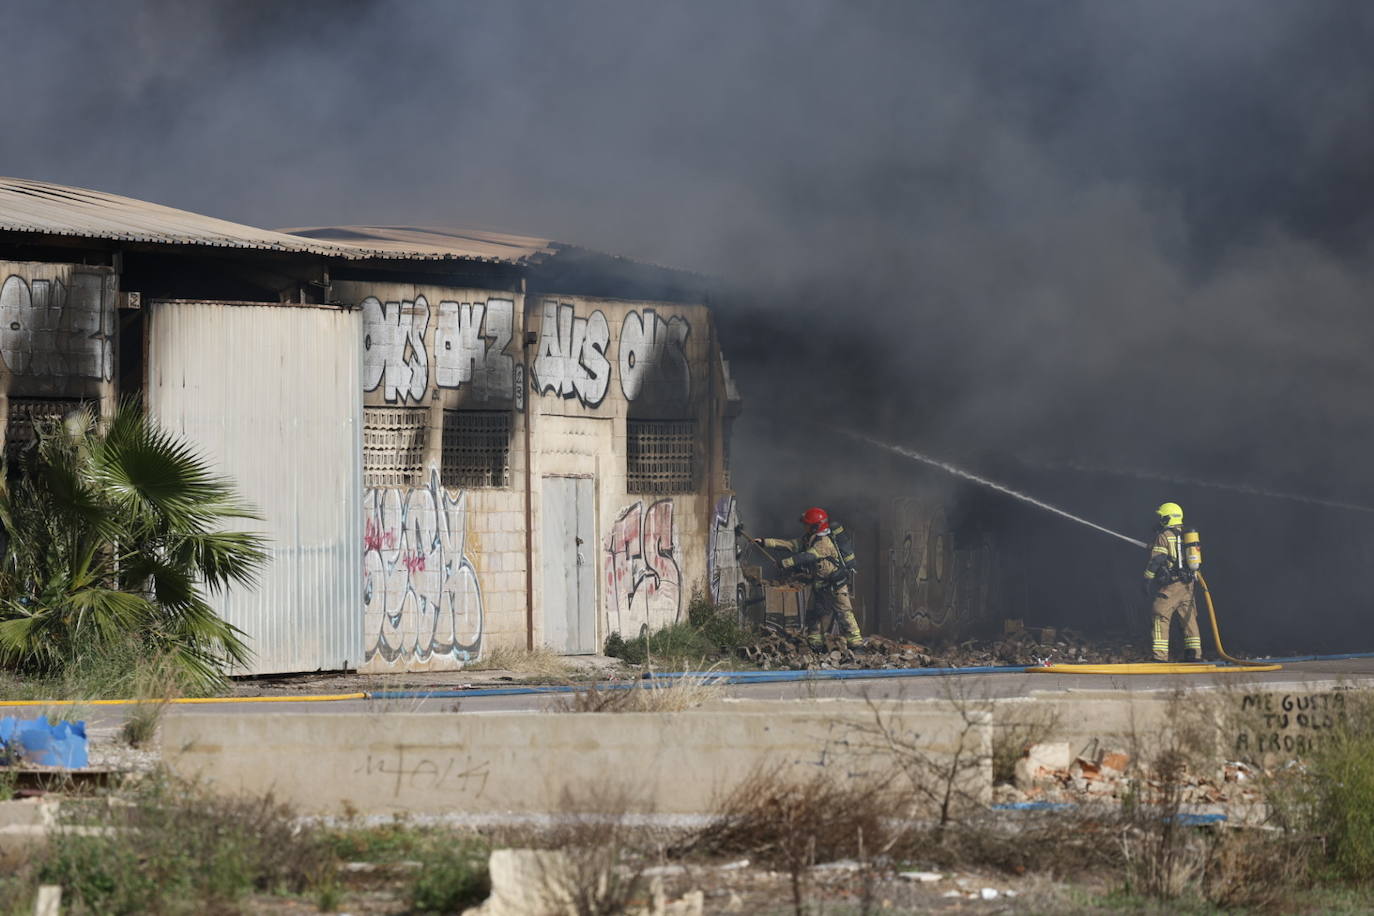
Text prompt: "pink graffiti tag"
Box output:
[[604, 499, 681, 632]]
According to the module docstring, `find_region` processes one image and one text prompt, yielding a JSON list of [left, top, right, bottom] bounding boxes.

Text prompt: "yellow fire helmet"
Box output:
[[1156, 502, 1183, 527]]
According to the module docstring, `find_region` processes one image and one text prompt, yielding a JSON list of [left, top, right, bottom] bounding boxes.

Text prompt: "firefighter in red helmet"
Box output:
[[758, 507, 862, 648]]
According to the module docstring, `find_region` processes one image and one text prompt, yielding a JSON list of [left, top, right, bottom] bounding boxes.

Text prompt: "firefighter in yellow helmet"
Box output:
[[1143, 502, 1203, 662], [757, 507, 862, 648]]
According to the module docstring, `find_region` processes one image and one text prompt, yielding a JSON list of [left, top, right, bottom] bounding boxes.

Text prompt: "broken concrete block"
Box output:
[[463, 849, 703, 916], [1013, 741, 1072, 789]]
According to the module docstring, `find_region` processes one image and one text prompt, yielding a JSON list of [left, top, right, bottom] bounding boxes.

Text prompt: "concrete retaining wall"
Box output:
[[160, 703, 990, 818]]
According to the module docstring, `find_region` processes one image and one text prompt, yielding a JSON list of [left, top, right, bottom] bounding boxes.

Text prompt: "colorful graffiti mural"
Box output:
[[363, 470, 484, 665], [605, 498, 681, 633]]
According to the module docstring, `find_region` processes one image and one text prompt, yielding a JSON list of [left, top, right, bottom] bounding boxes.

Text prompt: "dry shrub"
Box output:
[[920, 809, 1129, 877], [1203, 828, 1317, 911], [688, 764, 900, 916], [554, 671, 723, 713], [464, 644, 575, 679], [520, 786, 658, 916]]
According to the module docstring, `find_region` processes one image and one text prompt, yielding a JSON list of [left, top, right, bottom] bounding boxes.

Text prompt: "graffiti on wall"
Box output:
[[530, 300, 691, 408], [363, 469, 484, 665], [709, 495, 747, 610], [530, 301, 611, 407], [885, 507, 997, 639], [619, 308, 690, 403], [435, 298, 514, 401], [363, 294, 516, 404], [363, 295, 429, 403], [605, 499, 681, 633], [0, 271, 115, 381]]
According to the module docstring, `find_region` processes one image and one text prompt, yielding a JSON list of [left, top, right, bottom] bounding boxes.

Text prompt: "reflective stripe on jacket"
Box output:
[[1144, 527, 1184, 582]]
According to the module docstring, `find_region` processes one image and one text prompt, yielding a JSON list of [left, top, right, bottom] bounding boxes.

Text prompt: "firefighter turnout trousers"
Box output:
[[807, 584, 862, 646], [1151, 580, 1201, 662]]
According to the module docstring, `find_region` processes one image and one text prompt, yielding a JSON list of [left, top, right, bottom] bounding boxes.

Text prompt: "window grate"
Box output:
[[363, 406, 428, 488], [628, 419, 697, 494], [442, 410, 512, 489], [6, 398, 86, 458]]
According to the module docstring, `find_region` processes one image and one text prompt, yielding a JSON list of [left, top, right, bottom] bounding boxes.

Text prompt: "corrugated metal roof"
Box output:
[[281, 225, 562, 264], [0, 178, 547, 263]]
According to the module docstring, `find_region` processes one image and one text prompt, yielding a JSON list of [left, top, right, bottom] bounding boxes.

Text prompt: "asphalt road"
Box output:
[[153, 656, 1374, 719]]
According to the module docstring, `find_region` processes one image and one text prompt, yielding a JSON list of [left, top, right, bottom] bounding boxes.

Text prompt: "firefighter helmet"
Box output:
[[1156, 502, 1183, 527], [801, 507, 829, 532]]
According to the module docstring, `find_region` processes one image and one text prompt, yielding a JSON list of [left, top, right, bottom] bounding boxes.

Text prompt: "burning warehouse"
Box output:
[[0, 178, 745, 675]]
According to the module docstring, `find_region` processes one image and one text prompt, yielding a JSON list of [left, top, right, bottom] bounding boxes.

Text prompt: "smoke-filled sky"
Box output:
[[7, 0, 1374, 638]]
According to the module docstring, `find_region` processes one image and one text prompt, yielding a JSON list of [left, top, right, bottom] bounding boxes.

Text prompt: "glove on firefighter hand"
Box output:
[[1141, 578, 1156, 599]]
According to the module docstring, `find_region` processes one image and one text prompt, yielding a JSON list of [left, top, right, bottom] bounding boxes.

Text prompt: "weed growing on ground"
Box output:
[[554, 669, 724, 713], [34, 774, 334, 914], [407, 837, 491, 913], [605, 590, 754, 669], [463, 644, 575, 680]]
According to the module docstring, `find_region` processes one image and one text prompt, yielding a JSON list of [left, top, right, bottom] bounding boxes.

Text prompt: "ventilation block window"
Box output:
[[627, 419, 697, 494], [363, 406, 428, 488], [442, 409, 512, 489], [6, 398, 86, 459]]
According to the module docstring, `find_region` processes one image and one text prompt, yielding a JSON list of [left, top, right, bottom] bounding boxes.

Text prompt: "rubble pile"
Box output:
[[998, 741, 1266, 809], [735, 627, 1140, 670]]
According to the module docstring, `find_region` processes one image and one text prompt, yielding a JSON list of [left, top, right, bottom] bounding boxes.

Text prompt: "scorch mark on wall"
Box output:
[[0, 272, 114, 380], [531, 301, 611, 407], [605, 499, 681, 634], [435, 298, 514, 401], [529, 301, 692, 408], [709, 494, 747, 610], [363, 470, 484, 665], [619, 308, 690, 403]]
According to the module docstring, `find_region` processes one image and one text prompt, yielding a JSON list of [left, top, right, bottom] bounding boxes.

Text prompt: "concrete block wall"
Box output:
[[340, 280, 733, 669]]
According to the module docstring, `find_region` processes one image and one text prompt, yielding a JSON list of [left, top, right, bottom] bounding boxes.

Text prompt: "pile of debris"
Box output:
[[999, 741, 1266, 809], [734, 627, 1141, 671]]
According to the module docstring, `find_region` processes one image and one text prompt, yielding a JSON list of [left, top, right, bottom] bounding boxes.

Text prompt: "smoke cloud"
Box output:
[[5, 0, 1374, 650]]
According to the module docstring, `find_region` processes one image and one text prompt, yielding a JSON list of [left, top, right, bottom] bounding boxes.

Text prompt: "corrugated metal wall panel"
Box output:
[[147, 301, 363, 674]]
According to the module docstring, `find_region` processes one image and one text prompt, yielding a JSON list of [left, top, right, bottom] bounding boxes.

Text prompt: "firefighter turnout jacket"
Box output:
[[1144, 527, 1189, 586], [763, 532, 846, 587], [1143, 526, 1202, 661]]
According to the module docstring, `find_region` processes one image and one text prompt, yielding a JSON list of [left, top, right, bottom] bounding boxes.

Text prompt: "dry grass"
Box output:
[[688, 764, 902, 916], [553, 670, 724, 713], [463, 644, 576, 679]]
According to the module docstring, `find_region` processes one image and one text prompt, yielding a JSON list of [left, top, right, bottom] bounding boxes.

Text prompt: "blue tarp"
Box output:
[[0, 715, 88, 768]]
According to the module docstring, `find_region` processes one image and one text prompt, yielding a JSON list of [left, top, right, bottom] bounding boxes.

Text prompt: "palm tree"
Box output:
[[0, 403, 268, 693]]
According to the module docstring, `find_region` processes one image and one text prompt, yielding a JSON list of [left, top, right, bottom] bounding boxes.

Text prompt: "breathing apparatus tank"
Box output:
[[1182, 529, 1202, 579]]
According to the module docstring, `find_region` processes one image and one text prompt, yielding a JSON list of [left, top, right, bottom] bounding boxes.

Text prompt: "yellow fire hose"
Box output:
[[1028, 572, 1280, 674]]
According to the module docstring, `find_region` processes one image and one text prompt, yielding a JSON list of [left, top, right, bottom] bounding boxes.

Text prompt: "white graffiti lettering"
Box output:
[[362, 295, 431, 403], [434, 297, 515, 401], [0, 272, 114, 380], [531, 301, 611, 407], [619, 308, 690, 403], [363, 470, 484, 667], [605, 499, 681, 633], [709, 495, 747, 610]]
